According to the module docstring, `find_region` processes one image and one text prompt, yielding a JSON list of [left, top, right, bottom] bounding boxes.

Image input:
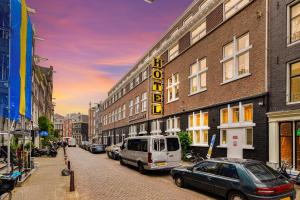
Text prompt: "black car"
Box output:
[[171, 158, 296, 200], [89, 144, 105, 154]]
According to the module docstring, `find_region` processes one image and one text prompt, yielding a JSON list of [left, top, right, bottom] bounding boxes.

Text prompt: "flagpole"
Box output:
[[7, 0, 12, 173]]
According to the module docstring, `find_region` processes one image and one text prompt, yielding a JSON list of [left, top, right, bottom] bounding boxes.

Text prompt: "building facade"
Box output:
[[101, 0, 268, 161], [72, 122, 88, 145], [88, 104, 96, 142], [54, 113, 64, 137], [63, 113, 88, 141], [267, 0, 300, 170]]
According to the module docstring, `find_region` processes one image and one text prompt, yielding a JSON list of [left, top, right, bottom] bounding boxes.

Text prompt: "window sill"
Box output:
[[221, 73, 251, 85], [218, 122, 256, 129], [188, 88, 207, 97], [287, 39, 300, 48], [243, 146, 255, 150], [286, 101, 300, 106], [217, 145, 227, 148], [166, 98, 179, 104], [191, 144, 209, 147]]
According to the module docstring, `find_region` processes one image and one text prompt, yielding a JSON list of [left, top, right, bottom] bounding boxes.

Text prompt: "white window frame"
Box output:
[[122, 104, 126, 119], [167, 73, 179, 103], [191, 21, 206, 44], [139, 123, 147, 135], [135, 76, 140, 85], [141, 92, 147, 112], [189, 58, 208, 95], [135, 96, 140, 114], [169, 43, 179, 61], [287, 60, 300, 104], [129, 125, 137, 137], [183, 14, 193, 26], [166, 117, 181, 135], [187, 111, 209, 146], [224, 0, 250, 19], [118, 107, 122, 121], [130, 81, 134, 90], [220, 33, 252, 84], [129, 100, 134, 116], [150, 120, 162, 135], [142, 70, 148, 81], [288, 1, 300, 45]]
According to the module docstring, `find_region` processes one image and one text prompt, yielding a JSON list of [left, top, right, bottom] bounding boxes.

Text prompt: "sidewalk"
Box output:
[[6, 149, 79, 200]]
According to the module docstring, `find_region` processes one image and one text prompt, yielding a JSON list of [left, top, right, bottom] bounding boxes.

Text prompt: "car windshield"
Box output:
[[166, 138, 180, 151], [245, 163, 279, 182], [94, 145, 103, 148]]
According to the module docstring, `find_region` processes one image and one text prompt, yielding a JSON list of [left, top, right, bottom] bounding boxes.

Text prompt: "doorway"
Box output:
[[227, 129, 243, 159]]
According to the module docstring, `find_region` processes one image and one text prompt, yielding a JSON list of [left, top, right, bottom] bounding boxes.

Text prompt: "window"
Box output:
[[151, 120, 162, 134], [290, 2, 300, 43], [122, 104, 126, 119], [183, 15, 193, 25], [166, 138, 180, 151], [244, 104, 253, 122], [166, 117, 180, 135], [167, 73, 179, 102], [218, 163, 239, 179], [153, 139, 165, 151], [142, 70, 148, 81], [224, 0, 250, 19], [246, 128, 253, 146], [221, 130, 227, 145], [129, 100, 134, 116], [139, 123, 146, 134], [191, 21, 206, 44], [221, 33, 251, 82], [135, 76, 140, 85], [232, 107, 239, 123], [189, 58, 207, 94], [118, 107, 122, 121], [130, 81, 134, 90], [188, 112, 209, 146], [129, 125, 137, 137], [169, 44, 179, 61], [195, 161, 219, 174], [135, 96, 140, 114], [221, 108, 228, 124], [141, 92, 147, 112], [289, 61, 300, 102], [127, 139, 148, 152]]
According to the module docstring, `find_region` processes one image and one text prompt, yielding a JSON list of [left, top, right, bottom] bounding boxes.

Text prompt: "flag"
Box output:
[[9, 0, 33, 121]]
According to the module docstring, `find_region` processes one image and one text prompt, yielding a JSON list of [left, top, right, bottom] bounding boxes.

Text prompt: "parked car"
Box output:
[[171, 158, 296, 200], [119, 135, 181, 173], [106, 143, 122, 160], [80, 141, 89, 149], [89, 144, 106, 154], [84, 142, 91, 151]]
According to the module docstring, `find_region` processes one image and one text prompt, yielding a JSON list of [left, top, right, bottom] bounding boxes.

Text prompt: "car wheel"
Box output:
[[106, 152, 110, 158], [174, 176, 184, 188], [120, 157, 125, 166], [138, 162, 145, 174], [227, 191, 247, 200]]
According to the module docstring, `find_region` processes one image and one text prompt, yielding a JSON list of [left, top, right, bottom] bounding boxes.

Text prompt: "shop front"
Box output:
[[268, 110, 300, 171]]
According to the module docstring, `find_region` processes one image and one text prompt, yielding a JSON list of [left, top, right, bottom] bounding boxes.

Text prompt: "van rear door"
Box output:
[[166, 137, 181, 166], [151, 138, 168, 167]]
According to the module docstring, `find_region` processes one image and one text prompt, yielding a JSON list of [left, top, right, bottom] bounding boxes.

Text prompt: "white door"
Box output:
[[227, 129, 243, 159]]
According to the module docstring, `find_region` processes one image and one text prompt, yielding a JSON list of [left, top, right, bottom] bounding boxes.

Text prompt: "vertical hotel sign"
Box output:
[[151, 58, 163, 115]]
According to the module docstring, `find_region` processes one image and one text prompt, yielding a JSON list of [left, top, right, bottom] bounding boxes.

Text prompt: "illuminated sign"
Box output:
[[151, 58, 163, 115]]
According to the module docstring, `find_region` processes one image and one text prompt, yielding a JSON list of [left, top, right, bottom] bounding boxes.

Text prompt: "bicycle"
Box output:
[[277, 161, 300, 185], [185, 150, 205, 164]]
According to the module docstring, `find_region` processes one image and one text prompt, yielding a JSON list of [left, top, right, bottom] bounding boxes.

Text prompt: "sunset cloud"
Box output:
[[27, 0, 193, 115]]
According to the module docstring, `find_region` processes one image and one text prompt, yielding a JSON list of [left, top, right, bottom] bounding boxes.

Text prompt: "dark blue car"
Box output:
[[170, 158, 296, 200]]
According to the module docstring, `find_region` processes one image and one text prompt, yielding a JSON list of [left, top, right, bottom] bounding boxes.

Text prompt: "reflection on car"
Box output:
[[89, 144, 105, 154], [105, 143, 122, 160]]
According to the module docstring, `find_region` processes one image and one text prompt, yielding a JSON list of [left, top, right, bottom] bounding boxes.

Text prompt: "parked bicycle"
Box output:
[[185, 150, 205, 163], [277, 160, 300, 185]]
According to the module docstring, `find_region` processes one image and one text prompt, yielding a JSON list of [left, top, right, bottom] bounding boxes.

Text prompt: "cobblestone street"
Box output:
[[67, 147, 218, 200]]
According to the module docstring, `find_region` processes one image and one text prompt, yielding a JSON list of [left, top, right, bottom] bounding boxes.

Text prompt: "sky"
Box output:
[[27, 0, 193, 115]]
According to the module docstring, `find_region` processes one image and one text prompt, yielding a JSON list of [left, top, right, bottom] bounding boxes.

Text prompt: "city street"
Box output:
[[67, 147, 218, 200]]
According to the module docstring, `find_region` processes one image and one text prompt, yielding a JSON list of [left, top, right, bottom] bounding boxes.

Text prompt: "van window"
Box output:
[[166, 138, 180, 151], [127, 139, 148, 152], [153, 139, 165, 151]]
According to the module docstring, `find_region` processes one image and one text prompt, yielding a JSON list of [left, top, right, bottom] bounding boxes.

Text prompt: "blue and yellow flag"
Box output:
[[9, 0, 33, 121]]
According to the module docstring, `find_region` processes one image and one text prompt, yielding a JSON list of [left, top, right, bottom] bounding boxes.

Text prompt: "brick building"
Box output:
[[100, 0, 269, 161], [267, 0, 300, 170]]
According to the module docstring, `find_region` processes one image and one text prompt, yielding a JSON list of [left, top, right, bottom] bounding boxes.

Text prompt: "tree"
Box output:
[[178, 131, 192, 159], [38, 116, 49, 131]]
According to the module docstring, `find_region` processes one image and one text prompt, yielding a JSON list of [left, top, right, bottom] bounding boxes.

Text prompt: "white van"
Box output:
[[119, 135, 181, 173], [63, 137, 76, 147]]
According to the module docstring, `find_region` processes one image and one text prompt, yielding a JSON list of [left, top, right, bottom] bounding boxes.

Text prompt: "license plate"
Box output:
[[156, 162, 167, 167], [281, 197, 291, 200]]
